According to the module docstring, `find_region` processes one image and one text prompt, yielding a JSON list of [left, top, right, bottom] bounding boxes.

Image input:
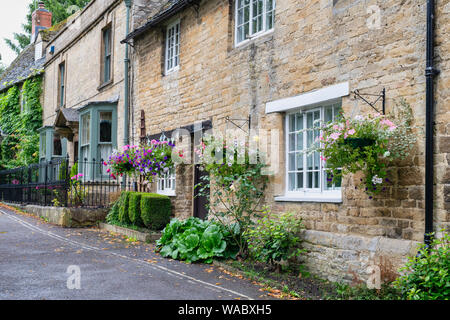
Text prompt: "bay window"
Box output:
[[79, 104, 117, 180]]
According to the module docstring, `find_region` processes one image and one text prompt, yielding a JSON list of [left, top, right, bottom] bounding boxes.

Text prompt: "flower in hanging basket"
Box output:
[[318, 101, 416, 197]]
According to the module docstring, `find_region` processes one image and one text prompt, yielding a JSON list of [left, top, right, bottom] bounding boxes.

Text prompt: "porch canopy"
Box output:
[[54, 108, 80, 142]]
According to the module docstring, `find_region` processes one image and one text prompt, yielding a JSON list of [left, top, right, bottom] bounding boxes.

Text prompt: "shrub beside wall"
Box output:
[[118, 192, 131, 225], [106, 191, 171, 231], [141, 193, 171, 230], [128, 192, 144, 226]]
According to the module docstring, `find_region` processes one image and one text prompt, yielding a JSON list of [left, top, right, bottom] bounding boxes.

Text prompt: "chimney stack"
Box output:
[[31, 1, 52, 43]]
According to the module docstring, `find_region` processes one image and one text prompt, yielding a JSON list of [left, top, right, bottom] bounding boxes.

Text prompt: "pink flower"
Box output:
[[330, 132, 341, 140], [347, 129, 356, 136]]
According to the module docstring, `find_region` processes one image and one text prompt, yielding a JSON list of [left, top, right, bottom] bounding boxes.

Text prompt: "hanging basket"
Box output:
[[343, 138, 376, 148]]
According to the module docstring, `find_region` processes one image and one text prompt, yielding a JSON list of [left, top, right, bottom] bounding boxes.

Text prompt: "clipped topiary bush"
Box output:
[[128, 192, 144, 226], [140, 193, 171, 230], [118, 191, 132, 225]]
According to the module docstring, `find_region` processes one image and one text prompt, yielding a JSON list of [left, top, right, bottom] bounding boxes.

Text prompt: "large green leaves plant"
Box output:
[[157, 218, 238, 263]]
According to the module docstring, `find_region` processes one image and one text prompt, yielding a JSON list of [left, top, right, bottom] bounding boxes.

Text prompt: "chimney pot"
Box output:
[[31, 2, 52, 43]]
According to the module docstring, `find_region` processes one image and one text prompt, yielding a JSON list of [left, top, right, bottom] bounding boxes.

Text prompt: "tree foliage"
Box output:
[[4, 0, 91, 55]]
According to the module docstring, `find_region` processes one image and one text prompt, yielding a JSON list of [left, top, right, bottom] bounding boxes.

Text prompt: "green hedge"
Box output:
[[141, 193, 171, 230], [128, 192, 145, 226], [118, 192, 132, 225]]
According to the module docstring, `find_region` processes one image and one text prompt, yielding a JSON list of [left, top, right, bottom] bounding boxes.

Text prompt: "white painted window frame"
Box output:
[[279, 102, 342, 203], [266, 82, 350, 203], [157, 168, 176, 197], [164, 19, 180, 75], [235, 0, 276, 47]]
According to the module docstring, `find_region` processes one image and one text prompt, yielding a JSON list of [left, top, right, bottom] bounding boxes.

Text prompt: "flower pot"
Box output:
[[343, 138, 375, 148]]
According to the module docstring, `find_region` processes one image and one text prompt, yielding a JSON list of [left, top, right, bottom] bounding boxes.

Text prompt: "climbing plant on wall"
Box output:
[[0, 76, 43, 169]]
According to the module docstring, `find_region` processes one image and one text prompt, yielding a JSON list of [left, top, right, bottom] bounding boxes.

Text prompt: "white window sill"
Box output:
[[235, 29, 274, 49], [164, 66, 179, 76], [157, 191, 176, 197], [275, 193, 342, 203]]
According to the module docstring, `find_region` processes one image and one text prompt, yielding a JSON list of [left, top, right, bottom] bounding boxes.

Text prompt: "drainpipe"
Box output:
[[123, 0, 132, 190], [123, 0, 131, 147], [424, 0, 439, 247]]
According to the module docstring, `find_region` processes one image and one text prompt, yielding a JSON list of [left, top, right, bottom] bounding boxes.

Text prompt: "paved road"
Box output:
[[0, 206, 274, 300]]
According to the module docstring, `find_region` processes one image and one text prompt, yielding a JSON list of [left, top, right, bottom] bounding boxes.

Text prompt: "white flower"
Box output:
[[371, 175, 383, 185], [383, 151, 390, 158]]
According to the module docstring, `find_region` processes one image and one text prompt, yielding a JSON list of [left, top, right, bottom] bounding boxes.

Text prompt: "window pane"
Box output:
[[81, 114, 90, 145], [99, 145, 112, 172], [296, 172, 303, 189], [81, 145, 89, 162], [53, 133, 62, 156], [296, 152, 303, 170], [307, 172, 313, 188], [41, 132, 46, 158], [296, 132, 303, 151], [325, 106, 333, 123], [288, 153, 295, 171], [99, 112, 112, 142], [288, 173, 295, 191], [289, 133, 295, 152], [296, 114, 303, 131]]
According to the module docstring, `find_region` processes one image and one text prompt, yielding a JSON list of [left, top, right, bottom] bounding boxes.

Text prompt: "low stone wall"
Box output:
[[7, 203, 108, 228], [98, 222, 161, 243], [298, 230, 420, 285]]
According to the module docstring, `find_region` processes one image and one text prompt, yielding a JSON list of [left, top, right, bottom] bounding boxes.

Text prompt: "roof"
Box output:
[[122, 0, 196, 44], [0, 44, 45, 92], [60, 108, 80, 123]]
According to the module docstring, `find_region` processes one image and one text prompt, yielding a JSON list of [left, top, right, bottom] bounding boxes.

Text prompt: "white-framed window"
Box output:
[[157, 167, 176, 196], [281, 101, 343, 202], [235, 0, 275, 45], [165, 20, 180, 74]]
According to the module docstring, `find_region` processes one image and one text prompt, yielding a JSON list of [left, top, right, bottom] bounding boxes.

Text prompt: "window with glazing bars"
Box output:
[[236, 0, 275, 44], [102, 26, 112, 83], [165, 20, 180, 73], [286, 103, 342, 193]]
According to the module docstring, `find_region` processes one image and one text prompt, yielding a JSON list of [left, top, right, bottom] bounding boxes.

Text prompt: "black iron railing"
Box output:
[[0, 157, 136, 208]]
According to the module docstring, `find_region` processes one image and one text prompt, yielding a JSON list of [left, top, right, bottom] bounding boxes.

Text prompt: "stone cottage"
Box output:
[[121, 0, 450, 283], [39, 0, 131, 181]]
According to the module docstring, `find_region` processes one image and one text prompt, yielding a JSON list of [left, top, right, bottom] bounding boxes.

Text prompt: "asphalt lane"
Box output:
[[0, 206, 274, 300]]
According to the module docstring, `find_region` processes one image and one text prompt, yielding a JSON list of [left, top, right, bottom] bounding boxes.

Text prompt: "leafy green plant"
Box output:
[[118, 191, 132, 225], [195, 134, 268, 258], [128, 192, 144, 226], [156, 217, 238, 263], [318, 100, 416, 196], [140, 193, 171, 230], [106, 199, 120, 225], [0, 77, 43, 169], [394, 231, 450, 300], [328, 282, 401, 300], [246, 210, 305, 268]]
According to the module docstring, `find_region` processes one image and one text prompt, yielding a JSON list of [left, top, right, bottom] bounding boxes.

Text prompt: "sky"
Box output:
[[0, 0, 31, 67]]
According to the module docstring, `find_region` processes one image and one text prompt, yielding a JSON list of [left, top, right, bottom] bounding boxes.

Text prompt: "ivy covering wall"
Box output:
[[0, 76, 43, 169]]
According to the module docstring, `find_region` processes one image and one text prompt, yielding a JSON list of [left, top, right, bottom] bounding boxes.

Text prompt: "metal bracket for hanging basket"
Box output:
[[225, 115, 251, 134], [353, 88, 386, 115]]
